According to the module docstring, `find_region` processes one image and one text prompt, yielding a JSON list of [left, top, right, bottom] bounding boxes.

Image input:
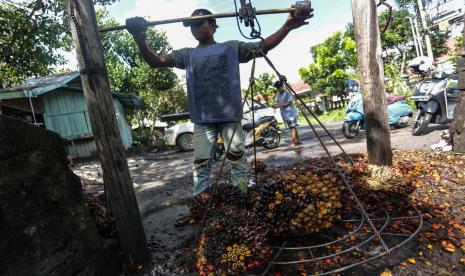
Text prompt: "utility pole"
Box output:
[[407, 16, 420, 57], [350, 0, 393, 166], [450, 15, 465, 152], [413, 15, 425, 56], [65, 0, 150, 267], [416, 0, 434, 59]]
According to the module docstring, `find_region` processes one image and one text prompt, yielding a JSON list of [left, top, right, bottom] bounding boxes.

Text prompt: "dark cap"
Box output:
[[183, 8, 215, 27], [274, 80, 283, 88]]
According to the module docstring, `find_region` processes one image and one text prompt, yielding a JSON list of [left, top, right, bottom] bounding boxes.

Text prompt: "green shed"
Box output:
[[0, 72, 145, 159]]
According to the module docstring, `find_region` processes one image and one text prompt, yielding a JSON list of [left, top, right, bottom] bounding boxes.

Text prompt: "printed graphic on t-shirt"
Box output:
[[192, 53, 230, 105]]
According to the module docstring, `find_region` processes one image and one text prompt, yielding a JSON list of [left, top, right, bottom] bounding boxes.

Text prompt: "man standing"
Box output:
[[273, 81, 301, 146], [126, 8, 310, 209]]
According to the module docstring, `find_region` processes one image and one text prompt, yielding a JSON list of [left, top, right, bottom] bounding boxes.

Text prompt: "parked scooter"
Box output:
[[407, 57, 458, 136], [212, 105, 281, 161], [342, 82, 413, 139]]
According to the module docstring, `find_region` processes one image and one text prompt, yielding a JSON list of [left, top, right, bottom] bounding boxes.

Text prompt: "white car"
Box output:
[[163, 121, 196, 151], [164, 102, 282, 151]]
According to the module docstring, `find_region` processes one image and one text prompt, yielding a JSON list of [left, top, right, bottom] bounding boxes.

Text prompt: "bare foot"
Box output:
[[289, 142, 302, 147]]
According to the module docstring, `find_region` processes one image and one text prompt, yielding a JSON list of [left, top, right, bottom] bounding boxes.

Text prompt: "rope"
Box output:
[[233, 0, 263, 40], [258, 48, 354, 164], [377, 0, 393, 33], [195, 55, 260, 246], [249, 55, 259, 186], [194, 0, 394, 258], [256, 48, 390, 252]]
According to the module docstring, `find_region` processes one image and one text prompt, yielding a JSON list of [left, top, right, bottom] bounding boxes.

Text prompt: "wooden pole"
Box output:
[[99, 7, 296, 33], [450, 15, 465, 152], [65, 0, 150, 266], [350, 0, 393, 166]]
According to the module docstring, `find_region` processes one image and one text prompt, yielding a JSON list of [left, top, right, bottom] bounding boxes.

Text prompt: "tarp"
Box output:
[[112, 93, 146, 109]]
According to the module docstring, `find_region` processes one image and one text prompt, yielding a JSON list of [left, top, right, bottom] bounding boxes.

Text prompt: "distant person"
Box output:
[[272, 81, 301, 146]]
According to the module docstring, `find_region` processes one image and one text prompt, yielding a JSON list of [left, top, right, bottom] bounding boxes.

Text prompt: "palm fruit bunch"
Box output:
[[84, 191, 118, 239], [253, 167, 345, 235], [194, 185, 272, 274], [189, 182, 249, 222], [250, 181, 303, 236], [193, 163, 346, 274]]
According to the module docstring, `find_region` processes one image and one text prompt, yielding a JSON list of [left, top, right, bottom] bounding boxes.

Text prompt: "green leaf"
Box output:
[[236, 178, 248, 194]]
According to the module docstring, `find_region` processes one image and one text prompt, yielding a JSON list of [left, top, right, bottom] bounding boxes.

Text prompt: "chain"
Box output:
[[69, 0, 91, 71], [69, 0, 108, 89]]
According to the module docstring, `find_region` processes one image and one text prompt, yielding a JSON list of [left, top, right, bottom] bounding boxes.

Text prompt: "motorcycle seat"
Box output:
[[387, 95, 406, 105], [243, 116, 275, 130]]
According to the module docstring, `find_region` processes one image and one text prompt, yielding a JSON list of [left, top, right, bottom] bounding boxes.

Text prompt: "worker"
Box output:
[[273, 80, 301, 146]]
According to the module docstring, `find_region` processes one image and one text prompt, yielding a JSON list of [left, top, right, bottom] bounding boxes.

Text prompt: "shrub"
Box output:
[[131, 128, 166, 152]]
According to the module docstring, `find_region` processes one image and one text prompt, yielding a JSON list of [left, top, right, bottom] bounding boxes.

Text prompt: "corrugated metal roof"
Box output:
[[0, 72, 146, 109], [0, 72, 80, 98], [289, 80, 311, 94]]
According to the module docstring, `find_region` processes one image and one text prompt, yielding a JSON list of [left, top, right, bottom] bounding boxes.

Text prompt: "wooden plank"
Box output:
[[66, 0, 150, 266], [0, 91, 25, 100]]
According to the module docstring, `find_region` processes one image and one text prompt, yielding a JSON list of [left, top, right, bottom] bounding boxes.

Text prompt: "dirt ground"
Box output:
[[73, 122, 464, 275]]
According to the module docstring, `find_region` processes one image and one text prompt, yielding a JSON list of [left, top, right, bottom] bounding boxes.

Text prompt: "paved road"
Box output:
[[247, 120, 448, 166], [75, 120, 448, 201]]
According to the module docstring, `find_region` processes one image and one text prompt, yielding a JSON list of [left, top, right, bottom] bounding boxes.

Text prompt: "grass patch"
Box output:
[[298, 108, 346, 125], [278, 108, 346, 129]]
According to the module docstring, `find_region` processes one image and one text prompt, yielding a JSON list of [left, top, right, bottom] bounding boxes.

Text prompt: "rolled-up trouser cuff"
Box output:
[[193, 159, 211, 196], [227, 151, 247, 186]]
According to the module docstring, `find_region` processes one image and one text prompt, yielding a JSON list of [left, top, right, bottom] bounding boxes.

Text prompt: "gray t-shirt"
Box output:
[[169, 40, 265, 69], [275, 90, 298, 121], [168, 41, 266, 124]]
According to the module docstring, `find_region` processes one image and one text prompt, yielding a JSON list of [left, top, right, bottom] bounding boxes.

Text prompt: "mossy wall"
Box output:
[[0, 115, 121, 275]]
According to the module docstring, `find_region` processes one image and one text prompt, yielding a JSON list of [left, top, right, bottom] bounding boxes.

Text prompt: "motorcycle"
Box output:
[[409, 72, 458, 136], [342, 91, 413, 139], [212, 106, 281, 161]]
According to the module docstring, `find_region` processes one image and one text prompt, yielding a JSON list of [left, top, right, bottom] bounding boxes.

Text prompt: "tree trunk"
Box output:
[[350, 0, 393, 165], [450, 15, 465, 152], [65, 0, 150, 267]]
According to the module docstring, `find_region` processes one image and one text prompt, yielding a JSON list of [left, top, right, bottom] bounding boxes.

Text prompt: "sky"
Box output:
[[104, 0, 354, 88]]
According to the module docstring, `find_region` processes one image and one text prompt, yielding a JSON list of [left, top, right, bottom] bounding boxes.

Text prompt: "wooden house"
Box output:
[[0, 72, 145, 159]]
